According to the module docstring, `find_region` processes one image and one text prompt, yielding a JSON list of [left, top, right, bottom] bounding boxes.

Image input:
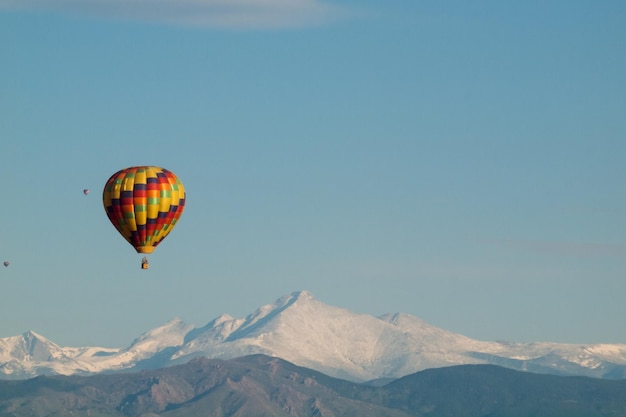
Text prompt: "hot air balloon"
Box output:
[[3, 261, 8, 267], [103, 166, 186, 269], [83, 189, 90, 195]]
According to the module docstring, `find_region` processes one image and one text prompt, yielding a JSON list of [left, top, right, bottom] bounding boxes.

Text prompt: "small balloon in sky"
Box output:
[[83, 189, 90, 195], [3, 261, 8, 267], [102, 166, 186, 270]]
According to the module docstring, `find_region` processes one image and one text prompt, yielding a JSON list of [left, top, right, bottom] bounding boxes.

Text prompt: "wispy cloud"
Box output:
[[0, 0, 352, 29], [488, 239, 626, 258]]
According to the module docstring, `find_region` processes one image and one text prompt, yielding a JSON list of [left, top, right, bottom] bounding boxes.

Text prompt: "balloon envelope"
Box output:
[[3, 261, 8, 267], [103, 166, 186, 254], [83, 189, 90, 195]]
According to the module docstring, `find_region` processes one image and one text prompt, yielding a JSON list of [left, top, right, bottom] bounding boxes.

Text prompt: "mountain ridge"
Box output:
[[1, 290, 626, 381], [2, 354, 625, 417]]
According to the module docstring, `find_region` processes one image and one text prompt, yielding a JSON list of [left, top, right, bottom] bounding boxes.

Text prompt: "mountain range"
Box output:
[[2, 290, 626, 381], [2, 355, 626, 417]]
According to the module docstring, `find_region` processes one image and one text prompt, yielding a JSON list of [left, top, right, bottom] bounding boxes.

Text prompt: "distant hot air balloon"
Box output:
[[3, 261, 8, 267], [83, 189, 90, 195], [103, 166, 186, 269]]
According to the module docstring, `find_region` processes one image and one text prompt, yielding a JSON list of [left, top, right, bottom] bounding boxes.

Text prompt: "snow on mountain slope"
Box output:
[[172, 290, 423, 380], [0, 331, 65, 362], [0, 331, 94, 378], [1, 291, 626, 381], [99, 318, 195, 370]]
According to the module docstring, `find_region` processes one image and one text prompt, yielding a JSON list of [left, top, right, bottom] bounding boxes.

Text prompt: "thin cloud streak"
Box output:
[[488, 239, 626, 259], [0, 0, 351, 29]]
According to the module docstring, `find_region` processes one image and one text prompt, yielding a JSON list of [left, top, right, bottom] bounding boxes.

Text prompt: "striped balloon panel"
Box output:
[[103, 166, 185, 254]]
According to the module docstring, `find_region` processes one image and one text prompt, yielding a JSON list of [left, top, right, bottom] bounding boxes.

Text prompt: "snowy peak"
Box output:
[[0, 331, 67, 363], [23, 331, 57, 360], [174, 291, 325, 357], [129, 318, 193, 350], [101, 318, 198, 369], [226, 290, 319, 340]]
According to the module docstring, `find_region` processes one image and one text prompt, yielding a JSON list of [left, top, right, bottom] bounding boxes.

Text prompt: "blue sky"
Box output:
[[1, 1, 625, 348]]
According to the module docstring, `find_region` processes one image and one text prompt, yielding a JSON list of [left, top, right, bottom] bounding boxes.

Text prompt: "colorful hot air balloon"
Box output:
[[3, 261, 8, 267], [83, 189, 90, 195], [103, 166, 186, 268]]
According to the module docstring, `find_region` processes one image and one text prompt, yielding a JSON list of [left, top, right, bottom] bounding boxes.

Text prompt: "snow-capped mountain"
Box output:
[[1, 291, 626, 381]]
